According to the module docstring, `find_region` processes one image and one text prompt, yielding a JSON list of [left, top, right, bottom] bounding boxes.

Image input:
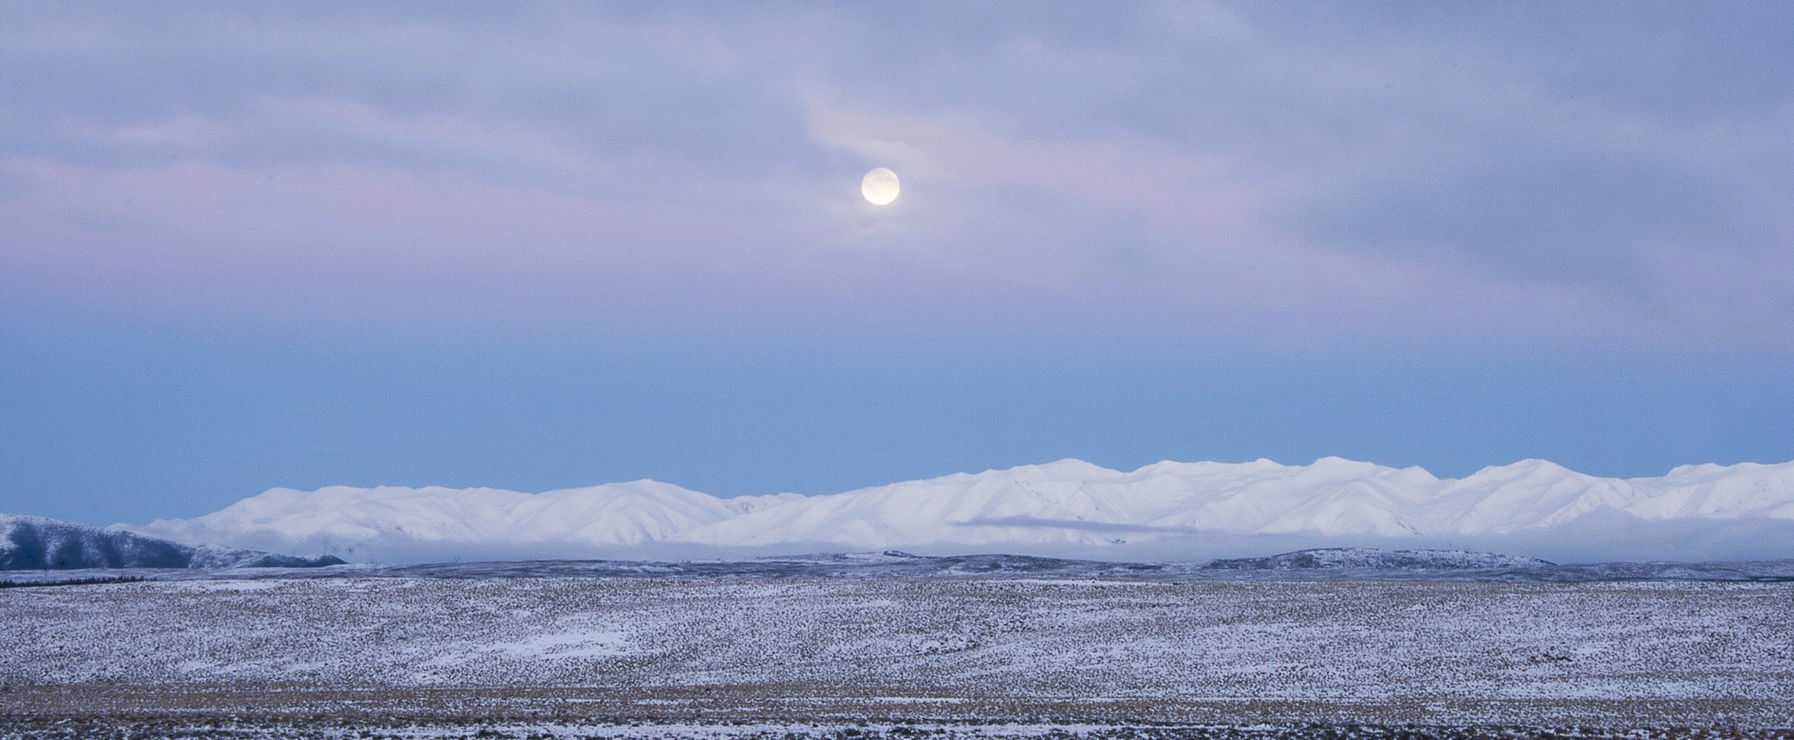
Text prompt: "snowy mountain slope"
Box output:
[[0, 514, 343, 570], [687, 457, 1794, 550], [136, 481, 797, 556], [679, 460, 1156, 549], [677, 457, 1455, 548], [1625, 461, 1794, 520], [1430, 459, 1647, 534], [125, 457, 1794, 561], [1121, 457, 1443, 537]]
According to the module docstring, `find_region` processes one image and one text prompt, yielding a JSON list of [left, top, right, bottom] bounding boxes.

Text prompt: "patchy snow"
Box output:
[[15, 718, 1728, 739], [2, 576, 1788, 714], [487, 623, 632, 659]]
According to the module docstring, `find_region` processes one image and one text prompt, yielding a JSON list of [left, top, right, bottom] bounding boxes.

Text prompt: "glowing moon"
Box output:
[[861, 167, 900, 205]]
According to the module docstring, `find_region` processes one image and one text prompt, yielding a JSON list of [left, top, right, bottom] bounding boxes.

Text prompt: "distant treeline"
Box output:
[[0, 575, 149, 589]]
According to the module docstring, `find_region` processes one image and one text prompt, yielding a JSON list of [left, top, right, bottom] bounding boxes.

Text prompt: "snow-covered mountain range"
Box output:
[[127, 457, 1794, 562], [0, 514, 344, 570]]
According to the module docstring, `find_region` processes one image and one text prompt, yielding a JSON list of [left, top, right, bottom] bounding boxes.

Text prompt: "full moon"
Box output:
[[861, 167, 900, 205]]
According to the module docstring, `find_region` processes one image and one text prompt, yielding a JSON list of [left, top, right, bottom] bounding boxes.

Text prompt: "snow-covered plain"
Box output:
[[128, 457, 1794, 563], [2, 574, 1790, 737]]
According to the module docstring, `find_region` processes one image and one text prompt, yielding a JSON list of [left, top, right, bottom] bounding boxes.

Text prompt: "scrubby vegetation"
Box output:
[[2, 576, 1790, 735], [0, 575, 147, 589]]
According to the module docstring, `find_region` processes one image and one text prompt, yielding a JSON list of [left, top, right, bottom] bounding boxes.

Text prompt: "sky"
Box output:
[[3, 2, 1793, 526]]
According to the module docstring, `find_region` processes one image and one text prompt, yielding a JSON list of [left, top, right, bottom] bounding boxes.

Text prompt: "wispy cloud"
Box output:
[[2, 2, 1790, 351]]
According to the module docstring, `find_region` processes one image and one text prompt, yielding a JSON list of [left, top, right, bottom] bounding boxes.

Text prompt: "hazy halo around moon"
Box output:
[[861, 167, 900, 205]]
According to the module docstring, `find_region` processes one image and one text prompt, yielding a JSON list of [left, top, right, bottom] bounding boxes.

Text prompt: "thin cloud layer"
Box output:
[[2, 2, 1790, 351]]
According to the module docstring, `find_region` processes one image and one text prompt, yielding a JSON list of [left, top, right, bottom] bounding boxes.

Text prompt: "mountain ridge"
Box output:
[[1, 514, 345, 570], [127, 456, 1794, 563]]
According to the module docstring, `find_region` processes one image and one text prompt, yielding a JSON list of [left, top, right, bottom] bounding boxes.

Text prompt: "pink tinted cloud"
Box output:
[[4, 98, 1787, 354], [0, 153, 810, 323]]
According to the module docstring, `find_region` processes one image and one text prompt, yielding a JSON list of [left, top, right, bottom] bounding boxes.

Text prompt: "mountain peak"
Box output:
[[958, 458, 1117, 482], [1311, 455, 1378, 468], [1466, 458, 1579, 480], [1024, 458, 1115, 477]]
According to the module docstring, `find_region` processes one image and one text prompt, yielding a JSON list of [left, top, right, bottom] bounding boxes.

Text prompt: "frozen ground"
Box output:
[[6, 549, 1794, 584], [2, 572, 1791, 738]]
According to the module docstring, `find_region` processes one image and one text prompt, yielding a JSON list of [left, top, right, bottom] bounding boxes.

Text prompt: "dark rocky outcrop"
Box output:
[[0, 514, 345, 570]]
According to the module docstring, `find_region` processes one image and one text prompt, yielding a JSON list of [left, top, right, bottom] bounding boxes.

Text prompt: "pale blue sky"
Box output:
[[3, 2, 1791, 525]]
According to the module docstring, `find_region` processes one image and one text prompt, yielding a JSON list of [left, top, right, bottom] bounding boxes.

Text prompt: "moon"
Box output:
[[861, 167, 900, 205]]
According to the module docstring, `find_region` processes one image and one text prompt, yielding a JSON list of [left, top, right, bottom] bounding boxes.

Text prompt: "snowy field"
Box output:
[[2, 575, 1792, 738]]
